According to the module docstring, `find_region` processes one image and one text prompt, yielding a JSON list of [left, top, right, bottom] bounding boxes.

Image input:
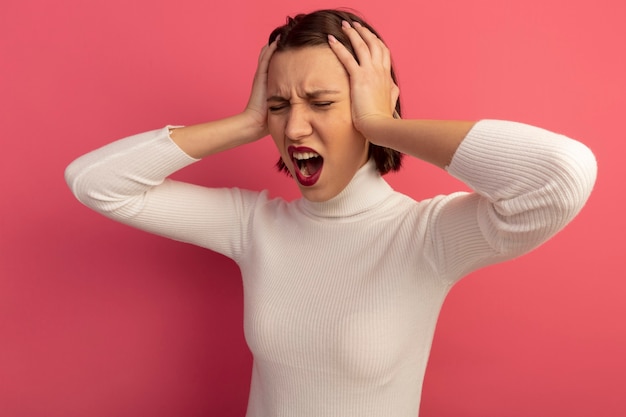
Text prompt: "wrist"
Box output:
[[240, 109, 269, 142], [357, 115, 397, 146]]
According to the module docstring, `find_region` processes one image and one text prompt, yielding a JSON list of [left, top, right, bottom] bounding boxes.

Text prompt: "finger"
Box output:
[[351, 21, 385, 64], [357, 25, 392, 73], [380, 38, 392, 71], [257, 36, 280, 73], [340, 20, 374, 66], [248, 37, 280, 111], [327, 33, 360, 74]]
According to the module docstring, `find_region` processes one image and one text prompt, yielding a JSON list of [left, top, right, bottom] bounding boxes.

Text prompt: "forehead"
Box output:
[[267, 46, 348, 94]]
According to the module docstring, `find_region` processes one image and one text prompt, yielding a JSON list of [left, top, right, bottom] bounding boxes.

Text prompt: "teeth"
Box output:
[[293, 151, 319, 160]]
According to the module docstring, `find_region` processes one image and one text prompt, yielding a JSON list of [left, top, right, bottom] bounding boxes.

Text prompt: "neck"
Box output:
[[299, 159, 394, 218]]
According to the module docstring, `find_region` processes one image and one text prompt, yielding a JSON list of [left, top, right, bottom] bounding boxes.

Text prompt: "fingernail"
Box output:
[[328, 34, 337, 44], [353, 21, 362, 28], [342, 20, 351, 29]]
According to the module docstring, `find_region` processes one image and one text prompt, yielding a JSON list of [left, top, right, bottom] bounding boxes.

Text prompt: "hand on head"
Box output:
[[328, 20, 400, 136], [243, 36, 280, 138], [245, 16, 399, 143], [248, 10, 404, 177]]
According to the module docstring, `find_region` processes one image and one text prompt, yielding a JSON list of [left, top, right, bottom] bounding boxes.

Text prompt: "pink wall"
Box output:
[[2, 0, 624, 416]]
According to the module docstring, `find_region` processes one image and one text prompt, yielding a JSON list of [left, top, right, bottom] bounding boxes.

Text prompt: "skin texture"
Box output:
[[267, 46, 370, 202], [169, 20, 475, 201], [167, 38, 280, 159], [328, 21, 400, 138], [329, 21, 475, 170]]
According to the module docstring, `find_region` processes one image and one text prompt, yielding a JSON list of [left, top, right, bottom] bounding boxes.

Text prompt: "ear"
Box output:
[[391, 84, 400, 118]]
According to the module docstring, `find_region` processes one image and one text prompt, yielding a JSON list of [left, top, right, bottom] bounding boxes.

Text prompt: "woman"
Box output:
[[65, 9, 597, 417]]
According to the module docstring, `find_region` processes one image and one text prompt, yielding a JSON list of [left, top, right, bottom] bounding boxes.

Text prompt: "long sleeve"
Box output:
[[430, 119, 597, 282], [64, 126, 264, 260]]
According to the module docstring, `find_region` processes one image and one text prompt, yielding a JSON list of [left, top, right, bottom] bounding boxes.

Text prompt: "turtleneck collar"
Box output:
[[298, 159, 394, 218]]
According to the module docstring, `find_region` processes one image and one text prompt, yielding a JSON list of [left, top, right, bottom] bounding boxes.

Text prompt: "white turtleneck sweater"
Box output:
[[65, 120, 596, 416]]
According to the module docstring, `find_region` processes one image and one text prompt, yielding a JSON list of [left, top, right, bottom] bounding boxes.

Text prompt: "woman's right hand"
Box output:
[[168, 38, 279, 159], [243, 37, 280, 140]]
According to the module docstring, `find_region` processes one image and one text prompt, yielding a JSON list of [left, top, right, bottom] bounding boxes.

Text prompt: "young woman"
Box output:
[[65, 9, 597, 417]]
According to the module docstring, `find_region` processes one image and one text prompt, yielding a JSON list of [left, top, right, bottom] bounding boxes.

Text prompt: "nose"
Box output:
[[284, 105, 312, 142]]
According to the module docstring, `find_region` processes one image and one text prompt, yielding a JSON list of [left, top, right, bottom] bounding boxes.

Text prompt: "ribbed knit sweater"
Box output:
[[65, 120, 596, 416]]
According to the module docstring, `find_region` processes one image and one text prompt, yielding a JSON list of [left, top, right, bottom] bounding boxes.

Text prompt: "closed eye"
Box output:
[[313, 101, 333, 108], [268, 103, 289, 112]]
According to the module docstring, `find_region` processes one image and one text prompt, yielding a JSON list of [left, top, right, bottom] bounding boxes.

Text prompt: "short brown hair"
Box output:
[[268, 9, 403, 175]]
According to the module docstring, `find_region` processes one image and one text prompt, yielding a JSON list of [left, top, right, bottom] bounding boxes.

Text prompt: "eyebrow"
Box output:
[[266, 89, 341, 102]]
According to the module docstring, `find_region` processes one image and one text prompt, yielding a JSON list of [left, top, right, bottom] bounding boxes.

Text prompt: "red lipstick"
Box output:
[[288, 146, 324, 187]]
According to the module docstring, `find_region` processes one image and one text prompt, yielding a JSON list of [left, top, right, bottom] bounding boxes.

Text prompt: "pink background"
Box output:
[[2, 0, 625, 416]]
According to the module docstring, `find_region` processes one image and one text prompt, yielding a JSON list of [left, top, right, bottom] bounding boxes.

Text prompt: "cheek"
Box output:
[[268, 119, 292, 169], [268, 118, 284, 147]]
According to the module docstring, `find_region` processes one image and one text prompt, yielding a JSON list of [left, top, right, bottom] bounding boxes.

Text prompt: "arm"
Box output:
[[430, 119, 597, 280], [65, 40, 279, 259], [168, 40, 279, 158], [330, 21, 597, 280], [329, 21, 475, 168], [356, 118, 476, 169]]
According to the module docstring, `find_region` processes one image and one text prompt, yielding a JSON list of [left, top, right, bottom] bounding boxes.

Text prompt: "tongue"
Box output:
[[303, 157, 323, 176]]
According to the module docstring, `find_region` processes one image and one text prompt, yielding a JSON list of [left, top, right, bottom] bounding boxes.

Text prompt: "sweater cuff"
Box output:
[[65, 126, 199, 200], [164, 125, 201, 162], [138, 125, 200, 177]]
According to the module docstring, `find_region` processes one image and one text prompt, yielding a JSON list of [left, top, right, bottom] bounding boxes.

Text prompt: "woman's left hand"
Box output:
[[328, 20, 400, 139]]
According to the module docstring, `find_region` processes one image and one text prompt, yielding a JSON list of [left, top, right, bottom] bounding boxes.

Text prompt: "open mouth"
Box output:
[[289, 146, 324, 186]]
